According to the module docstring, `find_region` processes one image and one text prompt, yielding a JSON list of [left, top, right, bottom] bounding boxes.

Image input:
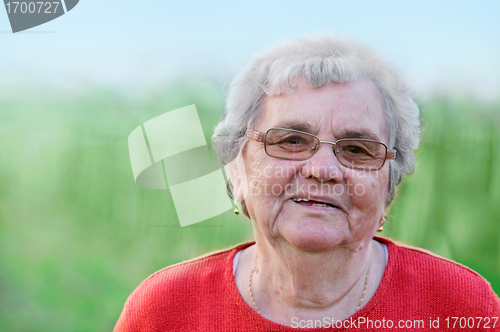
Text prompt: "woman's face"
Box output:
[[237, 78, 390, 252]]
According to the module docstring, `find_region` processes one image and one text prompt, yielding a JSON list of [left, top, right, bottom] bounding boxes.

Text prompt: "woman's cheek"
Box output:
[[248, 161, 261, 179], [351, 175, 388, 217]]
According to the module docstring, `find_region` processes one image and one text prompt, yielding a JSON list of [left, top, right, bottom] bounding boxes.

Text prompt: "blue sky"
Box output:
[[1, 0, 499, 99]]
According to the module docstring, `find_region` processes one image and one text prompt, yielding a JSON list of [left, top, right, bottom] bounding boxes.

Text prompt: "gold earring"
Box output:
[[377, 217, 386, 232]]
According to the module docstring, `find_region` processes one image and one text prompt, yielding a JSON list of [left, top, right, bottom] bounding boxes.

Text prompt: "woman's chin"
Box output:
[[279, 220, 347, 253]]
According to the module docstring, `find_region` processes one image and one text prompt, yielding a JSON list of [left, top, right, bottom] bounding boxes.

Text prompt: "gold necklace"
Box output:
[[248, 254, 369, 315], [356, 267, 369, 312]]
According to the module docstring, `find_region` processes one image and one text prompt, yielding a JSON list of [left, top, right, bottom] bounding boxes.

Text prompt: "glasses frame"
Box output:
[[246, 128, 397, 171]]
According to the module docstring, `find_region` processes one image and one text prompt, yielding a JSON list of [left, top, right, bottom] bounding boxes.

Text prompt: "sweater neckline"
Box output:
[[224, 236, 397, 329]]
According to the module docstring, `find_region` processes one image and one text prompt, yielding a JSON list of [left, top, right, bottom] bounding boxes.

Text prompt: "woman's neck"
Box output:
[[235, 236, 386, 326]]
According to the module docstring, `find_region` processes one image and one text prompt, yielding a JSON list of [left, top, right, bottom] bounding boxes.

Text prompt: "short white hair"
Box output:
[[213, 35, 421, 208]]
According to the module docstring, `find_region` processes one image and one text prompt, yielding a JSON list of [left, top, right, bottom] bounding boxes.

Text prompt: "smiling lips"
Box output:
[[291, 197, 337, 209]]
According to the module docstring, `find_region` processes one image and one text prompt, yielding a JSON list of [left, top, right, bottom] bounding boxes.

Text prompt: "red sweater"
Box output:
[[114, 237, 500, 331]]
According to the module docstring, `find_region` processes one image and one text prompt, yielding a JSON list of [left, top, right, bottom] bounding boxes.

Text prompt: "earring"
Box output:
[[377, 216, 386, 232], [232, 200, 240, 215]]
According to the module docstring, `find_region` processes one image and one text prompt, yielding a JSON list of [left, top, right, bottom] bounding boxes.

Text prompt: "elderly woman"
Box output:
[[114, 36, 500, 331]]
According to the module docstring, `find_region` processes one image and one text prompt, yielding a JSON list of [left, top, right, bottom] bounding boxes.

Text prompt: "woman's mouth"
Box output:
[[291, 197, 336, 209]]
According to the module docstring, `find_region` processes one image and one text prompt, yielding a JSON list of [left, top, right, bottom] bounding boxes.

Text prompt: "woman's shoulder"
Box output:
[[130, 241, 252, 298], [380, 236, 488, 281], [113, 242, 254, 332], [375, 236, 500, 315]]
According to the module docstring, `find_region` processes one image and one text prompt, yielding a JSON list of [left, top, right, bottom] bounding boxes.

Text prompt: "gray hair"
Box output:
[[213, 35, 421, 210]]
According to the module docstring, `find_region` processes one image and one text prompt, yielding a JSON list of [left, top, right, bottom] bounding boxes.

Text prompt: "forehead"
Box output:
[[257, 79, 389, 143]]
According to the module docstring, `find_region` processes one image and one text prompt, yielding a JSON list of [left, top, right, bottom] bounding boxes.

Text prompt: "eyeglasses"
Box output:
[[246, 128, 396, 171]]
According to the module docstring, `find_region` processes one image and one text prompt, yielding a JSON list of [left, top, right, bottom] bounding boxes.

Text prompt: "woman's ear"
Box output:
[[225, 154, 249, 203]]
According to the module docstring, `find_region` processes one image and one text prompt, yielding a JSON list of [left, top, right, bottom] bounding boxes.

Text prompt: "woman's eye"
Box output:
[[282, 136, 306, 144], [344, 145, 370, 155], [347, 146, 363, 153]]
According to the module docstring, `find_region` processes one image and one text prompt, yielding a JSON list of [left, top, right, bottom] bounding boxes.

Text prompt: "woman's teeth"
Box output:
[[292, 198, 329, 207], [311, 203, 328, 207]]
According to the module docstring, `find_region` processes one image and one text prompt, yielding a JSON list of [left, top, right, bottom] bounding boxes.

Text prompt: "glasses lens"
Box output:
[[336, 139, 387, 170], [265, 129, 318, 160]]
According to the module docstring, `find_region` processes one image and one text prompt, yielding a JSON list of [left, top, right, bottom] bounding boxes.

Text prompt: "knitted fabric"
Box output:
[[114, 236, 500, 331]]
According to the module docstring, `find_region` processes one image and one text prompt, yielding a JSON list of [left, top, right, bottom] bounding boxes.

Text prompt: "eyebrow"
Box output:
[[337, 129, 381, 141], [273, 122, 317, 133], [271, 122, 382, 141]]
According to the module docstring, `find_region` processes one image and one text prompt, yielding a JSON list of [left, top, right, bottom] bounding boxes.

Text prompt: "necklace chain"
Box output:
[[248, 254, 369, 316], [248, 254, 261, 315], [356, 266, 369, 312]]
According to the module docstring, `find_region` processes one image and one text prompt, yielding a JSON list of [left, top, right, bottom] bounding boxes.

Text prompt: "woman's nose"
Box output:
[[300, 143, 345, 183]]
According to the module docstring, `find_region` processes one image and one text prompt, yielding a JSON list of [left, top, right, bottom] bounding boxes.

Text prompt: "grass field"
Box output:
[[0, 78, 499, 331]]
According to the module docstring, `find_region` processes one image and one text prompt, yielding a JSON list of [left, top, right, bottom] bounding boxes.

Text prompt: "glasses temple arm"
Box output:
[[386, 149, 397, 160], [246, 129, 266, 142]]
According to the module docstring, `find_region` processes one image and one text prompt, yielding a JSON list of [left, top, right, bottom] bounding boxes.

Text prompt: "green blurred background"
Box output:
[[0, 78, 499, 331]]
